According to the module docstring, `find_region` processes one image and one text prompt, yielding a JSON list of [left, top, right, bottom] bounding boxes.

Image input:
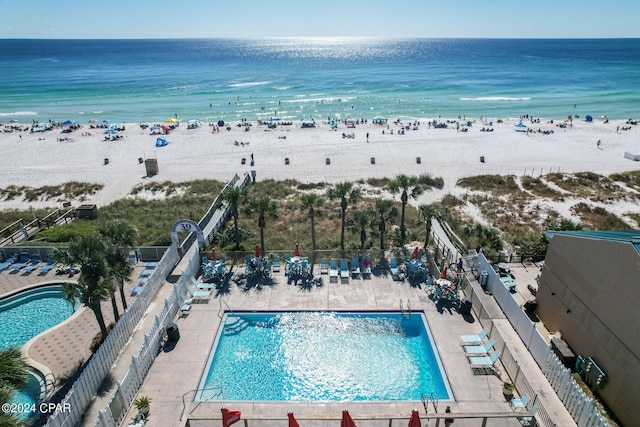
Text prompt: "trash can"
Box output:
[[166, 323, 180, 342], [459, 297, 473, 315], [480, 270, 489, 287], [524, 300, 538, 315]]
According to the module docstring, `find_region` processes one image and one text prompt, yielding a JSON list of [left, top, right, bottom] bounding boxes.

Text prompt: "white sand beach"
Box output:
[[0, 117, 638, 210]]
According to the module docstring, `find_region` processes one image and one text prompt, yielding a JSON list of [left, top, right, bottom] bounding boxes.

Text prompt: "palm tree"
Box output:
[[418, 203, 442, 249], [97, 221, 137, 320], [221, 187, 244, 250], [0, 348, 28, 427], [327, 182, 361, 253], [246, 196, 278, 256], [346, 209, 375, 250], [388, 175, 423, 247], [54, 235, 115, 342], [374, 199, 399, 256], [300, 193, 324, 265]]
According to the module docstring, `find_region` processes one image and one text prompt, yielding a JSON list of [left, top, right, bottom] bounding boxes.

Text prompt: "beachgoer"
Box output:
[[457, 257, 463, 272], [597, 140, 601, 149], [445, 406, 454, 426], [366, 132, 369, 142]]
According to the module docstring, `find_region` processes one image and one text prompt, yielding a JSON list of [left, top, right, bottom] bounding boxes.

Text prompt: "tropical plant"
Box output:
[[54, 235, 116, 342], [97, 221, 137, 320], [300, 193, 324, 263], [327, 182, 361, 253], [418, 203, 442, 249], [0, 347, 29, 427], [388, 175, 423, 247], [220, 187, 244, 250], [245, 196, 278, 256], [346, 209, 375, 250], [373, 199, 399, 255], [133, 395, 151, 410]]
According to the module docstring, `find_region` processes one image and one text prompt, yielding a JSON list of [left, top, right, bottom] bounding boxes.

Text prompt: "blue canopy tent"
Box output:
[[62, 119, 77, 126], [156, 137, 169, 147], [585, 115, 593, 122]]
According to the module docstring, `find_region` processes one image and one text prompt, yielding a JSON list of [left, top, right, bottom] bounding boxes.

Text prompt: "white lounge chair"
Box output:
[[191, 276, 213, 290], [187, 284, 211, 301], [460, 328, 488, 345]]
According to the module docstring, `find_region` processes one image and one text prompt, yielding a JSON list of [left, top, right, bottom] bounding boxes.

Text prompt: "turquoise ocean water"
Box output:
[[1, 38, 639, 123]]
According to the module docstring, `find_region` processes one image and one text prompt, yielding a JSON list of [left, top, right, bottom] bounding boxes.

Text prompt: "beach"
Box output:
[[0, 117, 638, 213]]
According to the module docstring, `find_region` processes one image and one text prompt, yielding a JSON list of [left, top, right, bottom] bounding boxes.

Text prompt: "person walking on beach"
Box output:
[[597, 140, 601, 149], [366, 132, 369, 142]]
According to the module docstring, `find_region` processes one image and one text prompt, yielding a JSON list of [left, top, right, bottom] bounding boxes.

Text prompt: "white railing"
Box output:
[[45, 244, 179, 427]]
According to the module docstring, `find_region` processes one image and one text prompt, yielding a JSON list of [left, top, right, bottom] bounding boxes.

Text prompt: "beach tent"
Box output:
[[62, 119, 77, 125], [155, 137, 169, 147], [372, 116, 387, 124], [514, 122, 527, 132], [301, 117, 316, 128], [585, 115, 593, 122], [345, 118, 357, 128]]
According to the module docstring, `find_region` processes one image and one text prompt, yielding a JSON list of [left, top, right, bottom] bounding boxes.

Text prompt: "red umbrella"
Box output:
[[408, 409, 422, 427], [412, 246, 419, 259], [221, 407, 241, 427], [288, 411, 300, 427], [255, 245, 260, 258], [211, 248, 217, 261], [294, 243, 300, 257], [341, 409, 357, 427], [441, 266, 448, 279], [161, 124, 171, 130]]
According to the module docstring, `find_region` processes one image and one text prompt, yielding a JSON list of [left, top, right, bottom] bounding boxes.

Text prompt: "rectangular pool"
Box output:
[[196, 311, 452, 401]]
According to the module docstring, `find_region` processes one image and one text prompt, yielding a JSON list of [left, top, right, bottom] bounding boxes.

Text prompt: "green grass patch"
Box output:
[[570, 203, 631, 230], [456, 174, 524, 197], [520, 176, 562, 198]]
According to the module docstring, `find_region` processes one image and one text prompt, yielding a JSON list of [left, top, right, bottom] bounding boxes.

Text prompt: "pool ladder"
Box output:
[[421, 391, 438, 414], [400, 299, 411, 319]]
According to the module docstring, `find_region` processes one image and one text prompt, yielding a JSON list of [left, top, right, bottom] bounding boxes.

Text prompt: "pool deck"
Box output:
[[118, 258, 576, 427]]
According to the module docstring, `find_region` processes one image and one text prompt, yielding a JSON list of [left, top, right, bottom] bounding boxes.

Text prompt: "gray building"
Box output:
[[537, 230, 640, 427]]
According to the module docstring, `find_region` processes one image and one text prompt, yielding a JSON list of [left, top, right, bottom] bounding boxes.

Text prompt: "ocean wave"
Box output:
[[0, 111, 38, 116], [460, 97, 531, 102], [228, 81, 271, 88]]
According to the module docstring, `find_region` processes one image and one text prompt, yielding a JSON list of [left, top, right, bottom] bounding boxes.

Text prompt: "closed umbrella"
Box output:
[[255, 245, 260, 258], [341, 409, 357, 427], [412, 247, 419, 259], [221, 407, 241, 427], [211, 248, 217, 261], [288, 412, 300, 427], [441, 266, 448, 279], [294, 243, 300, 257], [408, 409, 421, 427]]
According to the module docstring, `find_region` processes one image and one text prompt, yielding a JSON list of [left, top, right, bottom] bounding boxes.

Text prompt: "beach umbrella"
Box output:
[[89, 119, 97, 123], [221, 407, 241, 427], [62, 119, 77, 125], [211, 248, 217, 261], [408, 409, 422, 427], [287, 412, 300, 427], [441, 266, 448, 279], [161, 125, 171, 130], [165, 118, 178, 123], [104, 129, 118, 134], [341, 409, 357, 427], [412, 247, 419, 259], [255, 245, 260, 258], [294, 243, 300, 257]]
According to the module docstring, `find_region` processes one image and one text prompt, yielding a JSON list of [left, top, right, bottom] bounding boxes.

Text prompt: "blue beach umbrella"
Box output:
[[62, 119, 77, 125]]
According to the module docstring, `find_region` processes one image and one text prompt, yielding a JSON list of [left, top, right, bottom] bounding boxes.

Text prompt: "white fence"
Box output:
[[465, 252, 609, 427], [44, 244, 179, 427]]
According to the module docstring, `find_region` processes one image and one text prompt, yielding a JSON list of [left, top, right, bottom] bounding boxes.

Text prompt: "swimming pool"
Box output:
[[196, 311, 452, 401], [0, 284, 79, 350], [8, 369, 45, 422]]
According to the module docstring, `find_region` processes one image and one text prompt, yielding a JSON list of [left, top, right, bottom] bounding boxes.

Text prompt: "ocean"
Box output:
[[1, 38, 639, 123]]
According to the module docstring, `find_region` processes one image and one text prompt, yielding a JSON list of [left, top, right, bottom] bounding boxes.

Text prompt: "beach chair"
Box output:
[[340, 259, 350, 281], [468, 350, 500, 369], [362, 256, 372, 278], [130, 286, 143, 296], [23, 255, 41, 273], [39, 256, 56, 274], [138, 276, 149, 285], [320, 258, 329, 274], [329, 259, 339, 281], [389, 257, 400, 279], [272, 255, 281, 272], [464, 339, 495, 356], [187, 284, 211, 301], [10, 251, 31, 271], [460, 328, 488, 345], [351, 256, 361, 279], [191, 276, 213, 290], [519, 406, 537, 425], [0, 255, 17, 271], [510, 394, 530, 410]]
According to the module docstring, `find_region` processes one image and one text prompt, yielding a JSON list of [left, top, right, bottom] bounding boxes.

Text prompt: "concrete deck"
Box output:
[[119, 259, 569, 427]]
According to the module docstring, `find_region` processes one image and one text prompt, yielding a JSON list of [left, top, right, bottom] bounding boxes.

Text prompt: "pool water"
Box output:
[[197, 312, 452, 401], [8, 370, 44, 421], [0, 285, 78, 350]]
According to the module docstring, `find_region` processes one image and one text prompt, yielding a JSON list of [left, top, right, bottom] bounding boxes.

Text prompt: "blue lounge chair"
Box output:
[[351, 256, 360, 279], [464, 339, 495, 356], [320, 258, 329, 274], [39, 256, 56, 273], [191, 276, 213, 290], [10, 252, 31, 271], [329, 259, 339, 281], [272, 256, 281, 272], [130, 286, 143, 296], [187, 284, 212, 301], [362, 256, 372, 278], [340, 259, 349, 281], [460, 328, 488, 345], [389, 257, 400, 279], [23, 255, 41, 273], [468, 350, 500, 369], [0, 255, 17, 271], [510, 394, 530, 410], [179, 294, 192, 313]]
